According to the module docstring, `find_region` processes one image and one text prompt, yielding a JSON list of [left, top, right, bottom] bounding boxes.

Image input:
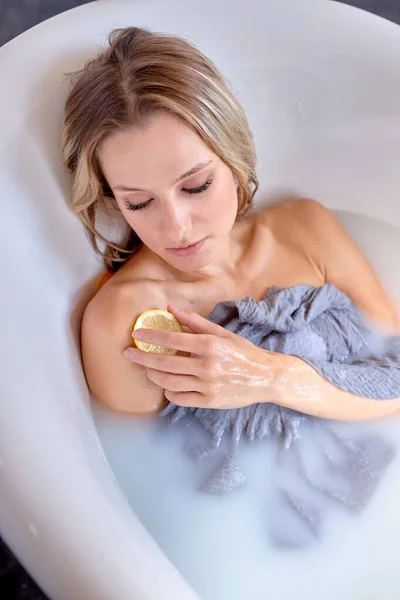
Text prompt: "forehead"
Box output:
[[99, 112, 214, 185]]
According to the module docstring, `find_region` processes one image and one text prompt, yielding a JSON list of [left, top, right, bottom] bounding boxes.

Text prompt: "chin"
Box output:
[[170, 256, 210, 272]]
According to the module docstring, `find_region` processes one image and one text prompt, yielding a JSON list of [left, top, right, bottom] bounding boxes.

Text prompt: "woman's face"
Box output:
[[99, 112, 239, 273]]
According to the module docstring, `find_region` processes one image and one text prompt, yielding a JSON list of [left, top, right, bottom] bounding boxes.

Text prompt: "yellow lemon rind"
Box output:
[[132, 309, 183, 355]]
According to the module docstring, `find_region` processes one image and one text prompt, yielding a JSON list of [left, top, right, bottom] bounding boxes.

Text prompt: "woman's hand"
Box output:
[[123, 304, 281, 408]]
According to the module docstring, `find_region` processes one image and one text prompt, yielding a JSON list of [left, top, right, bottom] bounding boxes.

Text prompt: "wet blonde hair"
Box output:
[[61, 26, 259, 272]]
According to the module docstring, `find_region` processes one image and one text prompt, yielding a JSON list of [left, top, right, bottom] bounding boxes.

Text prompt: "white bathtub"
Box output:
[[2, 1, 400, 598]]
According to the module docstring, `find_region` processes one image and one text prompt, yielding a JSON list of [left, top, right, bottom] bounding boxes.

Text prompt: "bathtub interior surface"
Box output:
[[2, 0, 400, 599]]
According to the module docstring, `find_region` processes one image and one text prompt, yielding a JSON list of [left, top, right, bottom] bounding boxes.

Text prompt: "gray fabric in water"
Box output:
[[160, 284, 400, 546]]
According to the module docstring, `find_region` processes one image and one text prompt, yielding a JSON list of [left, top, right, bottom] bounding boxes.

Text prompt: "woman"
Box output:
[[62, 26, 399, 421]]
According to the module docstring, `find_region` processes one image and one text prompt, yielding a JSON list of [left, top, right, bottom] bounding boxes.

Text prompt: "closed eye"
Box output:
[[183, 178, 213, 194], [125, 200, 152, 212], [124, 178, 213, 211]]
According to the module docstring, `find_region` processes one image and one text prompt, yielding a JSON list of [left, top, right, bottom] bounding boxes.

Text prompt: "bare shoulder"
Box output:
[[255, 198, 332, 263], [87, 275, 167, 324], [83, 275, 164, 345], [257, 198, 400, 331], [256, 197, 330, 233], [81, 277, 168, 415]]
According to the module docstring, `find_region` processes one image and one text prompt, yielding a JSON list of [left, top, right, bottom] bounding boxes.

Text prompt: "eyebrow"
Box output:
[[113, 159, 213, 193]]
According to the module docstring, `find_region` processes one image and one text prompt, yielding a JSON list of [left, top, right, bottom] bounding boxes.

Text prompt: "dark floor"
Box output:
[[1, 0, 400, 598]]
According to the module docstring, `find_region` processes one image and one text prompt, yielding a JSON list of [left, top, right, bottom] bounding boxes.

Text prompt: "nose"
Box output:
[[163, 199, 191, 245]]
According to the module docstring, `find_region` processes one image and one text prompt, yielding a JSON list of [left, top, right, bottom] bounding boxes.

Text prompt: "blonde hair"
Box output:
[[61, 26, 259, 272]]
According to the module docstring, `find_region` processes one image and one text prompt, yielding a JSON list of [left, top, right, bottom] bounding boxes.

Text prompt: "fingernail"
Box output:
[[132, 330, 143, 339], [171, 306, 184, 313], [123, 349, 134, 360]]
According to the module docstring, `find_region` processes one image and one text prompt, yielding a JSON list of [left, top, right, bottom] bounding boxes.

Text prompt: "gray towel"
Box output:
[[160, 284, 400, 547]]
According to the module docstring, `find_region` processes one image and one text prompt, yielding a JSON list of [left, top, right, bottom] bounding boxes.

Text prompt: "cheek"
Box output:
[[117, 208, 154, 242], [206, 177, 238, 220], [127, 217, 158, 244]]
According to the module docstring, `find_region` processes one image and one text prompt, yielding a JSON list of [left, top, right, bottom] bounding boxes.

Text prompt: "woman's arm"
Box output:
[[124, 303, 400, 421], [269, 352, 400, 421], [266, 199, 400, 420], [81, 282, 167, 415]]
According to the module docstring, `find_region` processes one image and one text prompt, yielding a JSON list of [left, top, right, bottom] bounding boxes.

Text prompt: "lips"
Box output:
[[167, 237, 207, 257], [171, 239, 202, 250]]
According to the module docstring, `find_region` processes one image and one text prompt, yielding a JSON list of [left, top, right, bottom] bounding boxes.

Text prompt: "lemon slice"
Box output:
[[133, 309, 183, 354]]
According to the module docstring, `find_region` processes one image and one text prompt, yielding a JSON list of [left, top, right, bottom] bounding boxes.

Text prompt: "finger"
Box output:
[[165, 390, 206, 407], [145, 368, 202, 393], [131, 328, 211, 354], [167, 305, 232, 337], [123, 347, 201, 375]]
